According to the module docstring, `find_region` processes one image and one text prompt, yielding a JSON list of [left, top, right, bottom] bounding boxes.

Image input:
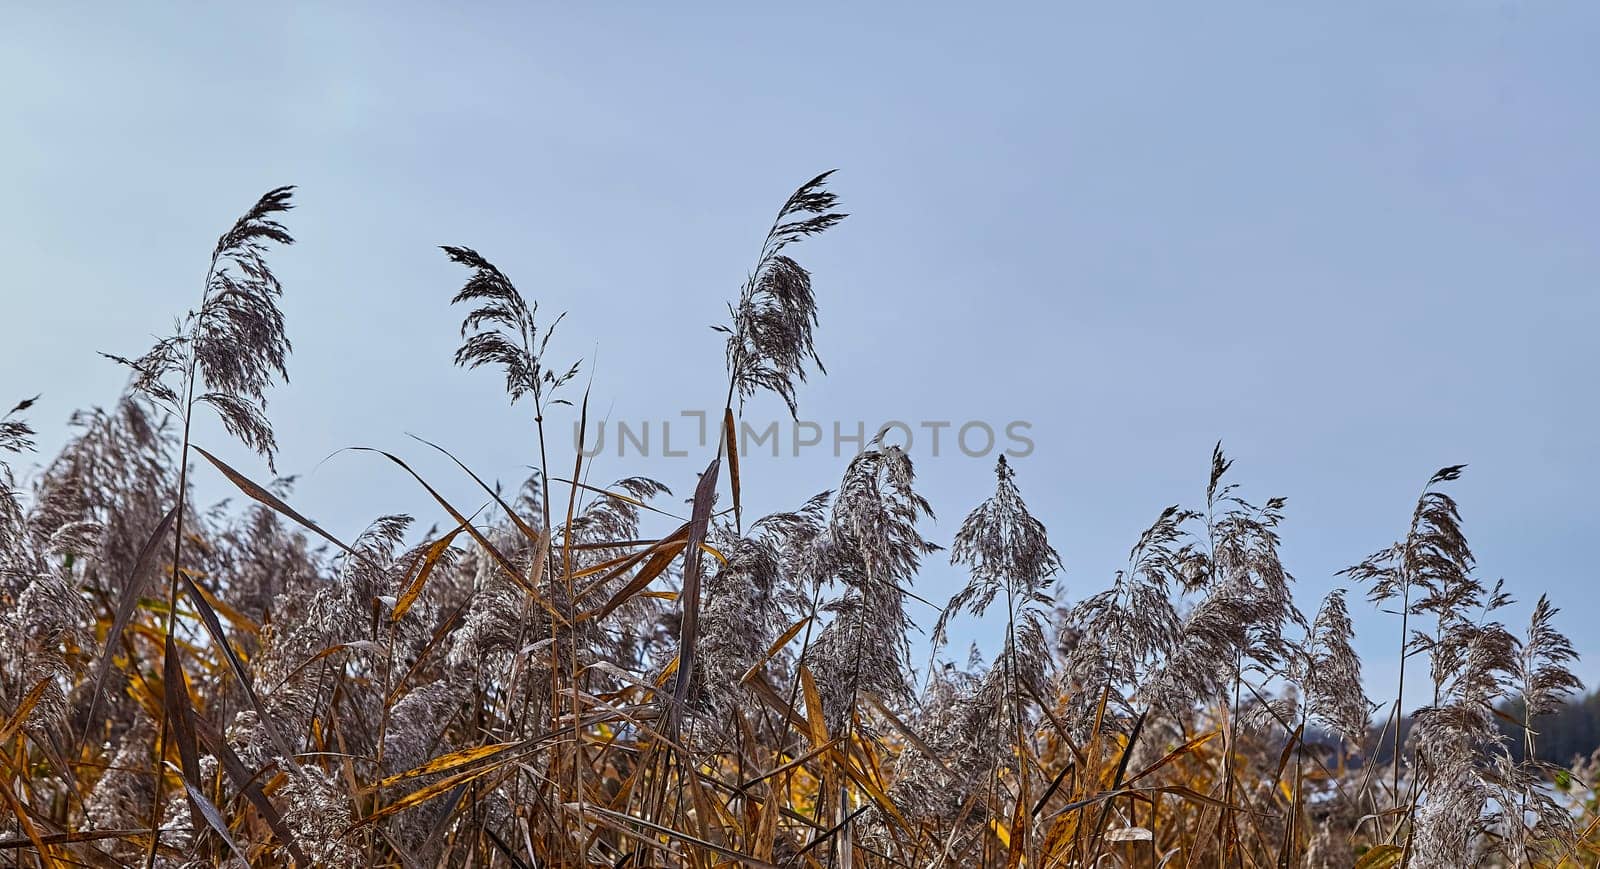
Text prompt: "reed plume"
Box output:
[[719, 171, 845, 416]]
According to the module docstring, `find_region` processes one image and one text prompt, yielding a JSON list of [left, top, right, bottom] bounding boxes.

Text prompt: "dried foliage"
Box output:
[[3, 175, 1597, 869]]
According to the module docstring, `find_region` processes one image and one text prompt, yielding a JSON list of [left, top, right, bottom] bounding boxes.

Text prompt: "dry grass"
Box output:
[[1, 177, 1596, 867]]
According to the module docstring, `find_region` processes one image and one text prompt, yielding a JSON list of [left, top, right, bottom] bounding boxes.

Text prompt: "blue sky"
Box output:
[[3, 3, 1597, 707]]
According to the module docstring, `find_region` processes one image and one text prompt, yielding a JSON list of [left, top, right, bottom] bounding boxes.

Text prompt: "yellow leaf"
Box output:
[[799, 666, 829, 749], [372, 742, 518, 791], [740, 616, 811, 684], [352, 766, 496, 829], [654, 654, 679, 689], [0, 679, 48, 745], [392, 523, 466, 622], [1355, 844, 1404, 869]]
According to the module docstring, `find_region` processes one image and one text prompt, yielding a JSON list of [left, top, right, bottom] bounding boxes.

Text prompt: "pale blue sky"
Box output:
[[3, 3, 1597, 704]]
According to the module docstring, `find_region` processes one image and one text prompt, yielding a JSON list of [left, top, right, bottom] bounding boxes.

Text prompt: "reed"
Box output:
[[0, 177, 1592, 867]]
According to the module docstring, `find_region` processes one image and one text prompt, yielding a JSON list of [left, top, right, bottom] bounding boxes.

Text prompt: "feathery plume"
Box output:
[[1059, 504, 1192, 725], [1296, 589, 1370, 745], [719, 171, 845, 416], [935, 455, 1062, 656], [107, 186, 296, 469], [810, 440, 938, 726], [442, 246, 579, 410], [696, 493, 828, 716]]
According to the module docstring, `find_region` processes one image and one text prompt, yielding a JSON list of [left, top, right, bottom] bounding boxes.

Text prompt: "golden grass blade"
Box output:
[[1005, 780, 1029, 869], [352, 764, 510, 830], [527, 522, 550, 592], [751, 775, 784, 863], [798, 666, 830, 749], [1273, 722, 1304, 790], [740, 616, 812, 684], [0, 775, 60, 869], [373, 742, 521, 791], [392, 523, 466, 622], [1354, 843, 1405, 869], [0, 679, 48, 746], [1123, 730, 1219, 786]]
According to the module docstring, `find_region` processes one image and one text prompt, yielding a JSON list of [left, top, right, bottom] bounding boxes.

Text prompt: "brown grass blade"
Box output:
[[832, 748, 911, 834], [745, 673, 809, 732], [193, 716, 309, 867], [161, 636, 204, 832], [192, 445, 354, 555], [0, 829, 149, 850], [178, 775, 250, 864], [735, 737, 842, 792], [408, 433, 543, 545], [1124, 730, 1219, 786], [586, 537, 687, 622], [668, 455, 719, 736], [177, 572, 299, 771], [723, 407, 742, 533], [82, 505, 176, 742], [420, 780, 472, 853], [859, 692, 953, 776], [551, 476, 687, 521], [351, 446, 568, 626], [575, 803, 782, 868]]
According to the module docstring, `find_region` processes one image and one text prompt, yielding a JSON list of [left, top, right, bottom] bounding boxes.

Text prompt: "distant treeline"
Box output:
[[1361, 691, 1600, 767]]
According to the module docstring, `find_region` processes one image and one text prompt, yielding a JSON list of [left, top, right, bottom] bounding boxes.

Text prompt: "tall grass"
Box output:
[[0, 177, 1595, 867]]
